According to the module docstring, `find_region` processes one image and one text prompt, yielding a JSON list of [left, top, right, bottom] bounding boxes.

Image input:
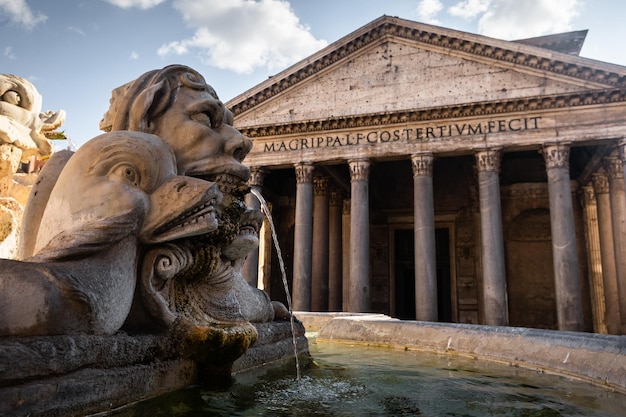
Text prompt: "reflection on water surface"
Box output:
[[109, 335, 626, 417]]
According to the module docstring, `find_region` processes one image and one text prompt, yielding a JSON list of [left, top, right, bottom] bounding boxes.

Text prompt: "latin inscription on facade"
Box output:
[[263, 116, 541, 152]]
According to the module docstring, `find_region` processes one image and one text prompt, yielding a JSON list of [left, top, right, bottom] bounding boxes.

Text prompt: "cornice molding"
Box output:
[[237, 87, 626, 138], [229, 19, 626, 117]]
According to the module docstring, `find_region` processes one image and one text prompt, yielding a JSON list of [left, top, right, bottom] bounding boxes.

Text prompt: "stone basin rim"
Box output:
[[295, 312, 626, 394]]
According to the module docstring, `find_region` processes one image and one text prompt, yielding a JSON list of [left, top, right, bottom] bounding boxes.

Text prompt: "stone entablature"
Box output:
[[241, 97, 626, 168], [239, 87, 626, 139]]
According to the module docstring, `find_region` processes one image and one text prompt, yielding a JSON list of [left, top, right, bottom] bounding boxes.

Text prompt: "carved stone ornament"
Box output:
[[542, 142, 570, 169], [592, 173, 610, 194], [15, 65, 285, 340], [248, 167, 267, 187], [343, 198, 351, 215], [348, 158, 370, 181], [313, 175, 329, 196], [295, 162, 314, 183], [330, 188, 343, 206], [411, 152, 434, 177], [0, 74, 64, 163], [604, 156, 624, 180], [475, 148, 501, 173], [579, 185, 596, 206]]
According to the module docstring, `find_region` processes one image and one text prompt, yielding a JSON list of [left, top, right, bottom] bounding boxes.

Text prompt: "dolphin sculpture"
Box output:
[[0, 131, 222, 336]]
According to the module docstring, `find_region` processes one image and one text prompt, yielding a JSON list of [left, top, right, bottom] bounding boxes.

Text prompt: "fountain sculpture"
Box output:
[[0, 74, 65, 260], [0, 66, 307, 417]]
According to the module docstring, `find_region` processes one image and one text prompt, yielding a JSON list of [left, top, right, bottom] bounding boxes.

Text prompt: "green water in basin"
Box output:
[[110, 335, 626, 416]]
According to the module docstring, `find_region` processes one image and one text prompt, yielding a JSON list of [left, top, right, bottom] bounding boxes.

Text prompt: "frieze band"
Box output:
[[262, 117, 541, 152]]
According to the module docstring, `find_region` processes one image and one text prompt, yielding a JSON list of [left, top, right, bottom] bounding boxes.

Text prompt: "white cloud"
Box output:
[[4, 46, 16, 59], [130, 51, 139, 60], [68, 26, 86, 36], [158, 0, 328, 74], [0, 0, 47, 29], [447, 0, 582, 40], [416, 0, 443, 24], [448, 0, 490, 19], [102, 0, 167, 9]]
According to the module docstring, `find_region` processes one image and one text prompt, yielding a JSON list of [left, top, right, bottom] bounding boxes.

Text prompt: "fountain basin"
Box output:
[[0, 320, 309, 417], [296, 312, 626, 393]]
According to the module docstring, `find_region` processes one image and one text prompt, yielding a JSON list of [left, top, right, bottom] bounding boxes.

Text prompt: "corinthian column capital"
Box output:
[[592, 173, 610, 194], [604, 156, 624, 180], [348, 158, 370, 181], [411, 152, 434, 177], [542, 142, 570, 169], [579, 185, 596, 206], [330, 188, 343, 206], [248, 167, 267, 187], [313, 176, 329, 196], [295, 162, 315, 184], [475, 148, 502, 173]]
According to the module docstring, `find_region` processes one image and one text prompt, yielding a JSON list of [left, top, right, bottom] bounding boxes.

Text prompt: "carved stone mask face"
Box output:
[[149, 86, 253, 186]]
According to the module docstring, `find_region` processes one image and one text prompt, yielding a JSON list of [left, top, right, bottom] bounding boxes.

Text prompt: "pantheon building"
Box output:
[[227, 16, 626, 334]]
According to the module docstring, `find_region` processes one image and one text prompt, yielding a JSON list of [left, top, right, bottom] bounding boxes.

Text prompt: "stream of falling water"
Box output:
[[249, 188, 301, 381]]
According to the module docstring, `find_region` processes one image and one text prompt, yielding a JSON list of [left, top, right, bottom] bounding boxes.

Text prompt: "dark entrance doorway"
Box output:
[[394, 228, 452, 321]]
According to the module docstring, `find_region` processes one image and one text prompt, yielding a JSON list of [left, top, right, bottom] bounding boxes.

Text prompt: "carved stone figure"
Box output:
[[0, 74, 66, 259], [98, 65, 283, 331], [0, 131, 222, 336], [0, 74, 61, 163]]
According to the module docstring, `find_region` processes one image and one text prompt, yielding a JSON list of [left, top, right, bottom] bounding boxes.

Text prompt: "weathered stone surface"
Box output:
[[0, 197, 21, 259], [0, 74, 64, 161], [232, 318, 309, 372], [305, 313, 626, 392], [0, 132, 222, 337], [0, 319, 307, 417]]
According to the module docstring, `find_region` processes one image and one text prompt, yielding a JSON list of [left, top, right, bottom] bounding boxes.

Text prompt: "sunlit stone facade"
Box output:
[[227, 16, 626, 334]]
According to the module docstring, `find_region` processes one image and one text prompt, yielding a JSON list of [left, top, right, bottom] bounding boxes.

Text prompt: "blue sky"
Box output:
[[2, 0, 626, 149]]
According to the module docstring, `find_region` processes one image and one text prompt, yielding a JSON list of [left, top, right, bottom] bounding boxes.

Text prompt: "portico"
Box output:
[[231, 16, 626, 334]]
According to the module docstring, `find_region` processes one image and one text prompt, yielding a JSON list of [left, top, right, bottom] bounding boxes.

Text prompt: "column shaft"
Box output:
[[476, 149, 508, 326], [543, 143, 583, 331], [243, 167, 266, 287], [411, 153, 438, 321], [342, 199, 351, 311], [579, 186, 608, 333], [328, 189, 343, 311], [348, 159, 370, 312], [312, 176, 330, 311], [593, 173, 620, 334], [292, 163, 314, 311], [606, 155, 626, 333]]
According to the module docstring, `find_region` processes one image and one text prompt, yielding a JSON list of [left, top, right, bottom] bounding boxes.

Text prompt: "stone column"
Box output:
[[579, 186, 608, 334], [311, 176, 330, 311], [605, 155, 626, 333], [592, 173, 621, 334], [243, 167, 266, 287], [342, 198, 351, 311], [475, 149, 508, 326], [411, 152, 438, 322], [347, 158, 371, 312], [543, 143, 583, 331], [328, 189, 343, 311], [293, 162, 314, 311]]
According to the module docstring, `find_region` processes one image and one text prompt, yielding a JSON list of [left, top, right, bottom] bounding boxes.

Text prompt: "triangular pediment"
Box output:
[[227, 16, 626, 129]]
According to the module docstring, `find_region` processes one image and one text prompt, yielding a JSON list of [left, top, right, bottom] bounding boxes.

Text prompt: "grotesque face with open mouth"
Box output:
[[100, 65, 254, 248]]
